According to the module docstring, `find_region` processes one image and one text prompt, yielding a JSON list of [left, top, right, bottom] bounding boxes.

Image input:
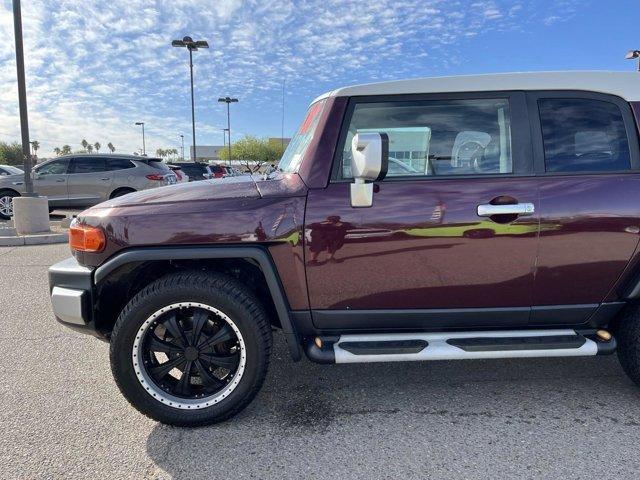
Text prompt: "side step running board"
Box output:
[[305, 329, 616, 364]]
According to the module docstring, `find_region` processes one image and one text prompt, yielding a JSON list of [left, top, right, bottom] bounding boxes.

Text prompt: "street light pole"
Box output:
[[12, 0, 34, 195], [135, 122, 145, 155], [218, 97, 238, 165], [179, 134, 184, 160], [172, 36, 209, 162]]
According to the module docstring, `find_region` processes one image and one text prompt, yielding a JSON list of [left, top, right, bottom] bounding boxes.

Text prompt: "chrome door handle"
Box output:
[[101, 177, 110, 181], [477, 203, 535, 217], [55, 179, 65, 182]]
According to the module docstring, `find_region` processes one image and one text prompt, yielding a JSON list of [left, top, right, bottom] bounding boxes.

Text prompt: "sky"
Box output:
[[0, 0, 639, 157]]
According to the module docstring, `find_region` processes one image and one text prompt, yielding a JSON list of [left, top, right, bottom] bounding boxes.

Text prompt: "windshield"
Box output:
[[277, 99, 326, 173]]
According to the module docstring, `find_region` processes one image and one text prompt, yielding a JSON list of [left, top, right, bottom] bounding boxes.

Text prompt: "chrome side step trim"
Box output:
[[332, 330, 599, 364]]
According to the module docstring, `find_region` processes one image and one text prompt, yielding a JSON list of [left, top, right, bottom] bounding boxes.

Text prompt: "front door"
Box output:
[[33, 158, 70, 204], [304, 93, 540, 330]]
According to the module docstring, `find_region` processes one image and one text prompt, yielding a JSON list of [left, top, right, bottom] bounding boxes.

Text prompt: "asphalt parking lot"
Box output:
[[2, 244, 640, 479]]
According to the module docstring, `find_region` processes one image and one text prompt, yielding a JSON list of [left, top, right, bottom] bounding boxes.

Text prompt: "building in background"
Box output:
[[189, 145, 224, 162], [268, 137, 291, 149]]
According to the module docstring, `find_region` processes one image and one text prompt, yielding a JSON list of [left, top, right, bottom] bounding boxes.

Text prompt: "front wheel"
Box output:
[[110, 271, 272, 426], [0, 190, 19, 220]]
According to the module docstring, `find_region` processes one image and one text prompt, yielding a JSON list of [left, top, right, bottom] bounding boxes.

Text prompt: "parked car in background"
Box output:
[[171, 162, 212, 181], [0, 165, 23, 176], [0, 154, 176, 219], [50, 71, 640, 427], [167, 165, 189, 183], [208, 164, 227, 179]]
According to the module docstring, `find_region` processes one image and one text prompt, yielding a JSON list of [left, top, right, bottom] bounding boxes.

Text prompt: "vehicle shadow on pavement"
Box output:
[[145, 333, 640, 478]]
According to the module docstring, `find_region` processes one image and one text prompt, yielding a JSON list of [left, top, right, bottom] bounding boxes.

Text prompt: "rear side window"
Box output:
[[538, 98, 631, 173], [339, 98, 513, 179], [107, 158, 135, 171], [147, 160, 171, 173], [71, 157, 107, 173]]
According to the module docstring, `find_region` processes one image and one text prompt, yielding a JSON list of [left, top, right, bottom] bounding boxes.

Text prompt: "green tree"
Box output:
[[61, 145, 72, 155], [81, 139, 88, 151], [0, 141, 24, 166], [87, 144, 93, 153], [218, 136, 285, 172], [94, 142, 101, 153], [53, 147, 61, 156], [156, 148, 165, 159], [107, 142, 115, 153]]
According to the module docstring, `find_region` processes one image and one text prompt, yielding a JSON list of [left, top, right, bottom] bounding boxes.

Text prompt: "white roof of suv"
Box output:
[[314, 71, 640, 103]]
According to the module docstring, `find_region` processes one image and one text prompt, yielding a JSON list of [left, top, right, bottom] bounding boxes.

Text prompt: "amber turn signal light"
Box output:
[[69, 222, 106, 253]]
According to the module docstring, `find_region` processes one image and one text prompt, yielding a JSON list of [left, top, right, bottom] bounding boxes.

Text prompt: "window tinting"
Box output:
[[72, 157, 107, 173], [107, 158, 135, 170], [36, 159, 69, 175], [538, 98, 631, 173], [339, 99, 512, 179]]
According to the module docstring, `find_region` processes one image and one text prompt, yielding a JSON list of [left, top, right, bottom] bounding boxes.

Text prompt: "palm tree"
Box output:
[[53, 147, 61, 156], [87, 144, 93, 153], [81, 139, 88, 152], [156, 148, 165, 159], [94, 142, 101, 153], [31, 140, 40, 157], [61, 145, 72, 155], [107, 142, 115, 153]]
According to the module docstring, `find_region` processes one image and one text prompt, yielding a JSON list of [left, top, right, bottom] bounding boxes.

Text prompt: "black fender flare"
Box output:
[[94, 246, 302, 361]]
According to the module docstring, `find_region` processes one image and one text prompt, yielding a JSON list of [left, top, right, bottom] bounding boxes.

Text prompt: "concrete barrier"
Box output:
[[12, 196, 50, 235]]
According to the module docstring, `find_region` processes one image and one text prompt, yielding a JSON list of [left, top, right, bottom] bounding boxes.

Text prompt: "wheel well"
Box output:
[[109, 187, 135, 199], [94, 258, 280, 336], [0, 188, 20, 196]]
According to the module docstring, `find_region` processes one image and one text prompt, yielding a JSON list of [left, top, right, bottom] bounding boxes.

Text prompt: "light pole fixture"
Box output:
[[179, 134, 184, 160], [626, 50, 640, 71], [172, 36, 209, 161], [218, 97, 238, 164], [12, 0, 34, 195], [135, 122, 146, 155], [221, 128, 229, 147]]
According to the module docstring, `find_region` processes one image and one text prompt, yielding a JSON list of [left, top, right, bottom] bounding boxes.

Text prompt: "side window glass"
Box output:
[[340, 99, 512, 179], [107, 158, 135, 171], [36, 159, 69, 175], [538, 98, 631, 173], [71, 158, 107, 174]]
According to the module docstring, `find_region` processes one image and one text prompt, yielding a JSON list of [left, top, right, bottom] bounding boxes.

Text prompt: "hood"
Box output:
[[102, 175, 261, 208], [98, 172, 309, 209]]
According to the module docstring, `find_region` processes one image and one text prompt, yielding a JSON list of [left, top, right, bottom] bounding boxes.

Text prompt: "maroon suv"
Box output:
[[49, 72, 640, 426]]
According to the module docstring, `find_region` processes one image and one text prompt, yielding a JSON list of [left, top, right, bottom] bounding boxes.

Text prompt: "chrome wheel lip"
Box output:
[[132, 302, 247, 410], [0, 196, 14, 217]]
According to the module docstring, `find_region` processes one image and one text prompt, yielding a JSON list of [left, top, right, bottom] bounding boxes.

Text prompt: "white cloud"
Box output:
[[0, 0, 584, 157]]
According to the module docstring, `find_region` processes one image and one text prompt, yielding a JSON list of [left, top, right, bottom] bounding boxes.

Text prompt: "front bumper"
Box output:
[[48, 257, 103, 338]]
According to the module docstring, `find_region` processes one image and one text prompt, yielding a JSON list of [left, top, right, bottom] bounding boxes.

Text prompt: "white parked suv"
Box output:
[[0, 154, 177, 219]]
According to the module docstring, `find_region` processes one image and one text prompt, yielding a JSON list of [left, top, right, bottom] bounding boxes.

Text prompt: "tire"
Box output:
[[615, 305, 640, 387], [110, 271, 272, 426], [110, 188, 135, 199], [0, 190, 19, 220]]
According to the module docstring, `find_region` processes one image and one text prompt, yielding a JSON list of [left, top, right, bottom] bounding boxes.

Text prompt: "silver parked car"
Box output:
[[0, 165, 23, 176], [0, 154, 176, 219]]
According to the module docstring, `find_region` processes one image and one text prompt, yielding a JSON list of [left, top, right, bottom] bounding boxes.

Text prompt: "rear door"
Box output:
[[304, 92, 541, 330], [33, 158, 70, 204], [528, 91, 640, 325], [67, 157, 113, 206]]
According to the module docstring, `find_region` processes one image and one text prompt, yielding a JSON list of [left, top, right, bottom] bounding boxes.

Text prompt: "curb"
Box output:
[[0, 231, 68, 247]]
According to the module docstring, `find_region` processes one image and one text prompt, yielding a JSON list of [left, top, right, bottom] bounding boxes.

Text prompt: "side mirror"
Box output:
[[350, 132, 388, 207]]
